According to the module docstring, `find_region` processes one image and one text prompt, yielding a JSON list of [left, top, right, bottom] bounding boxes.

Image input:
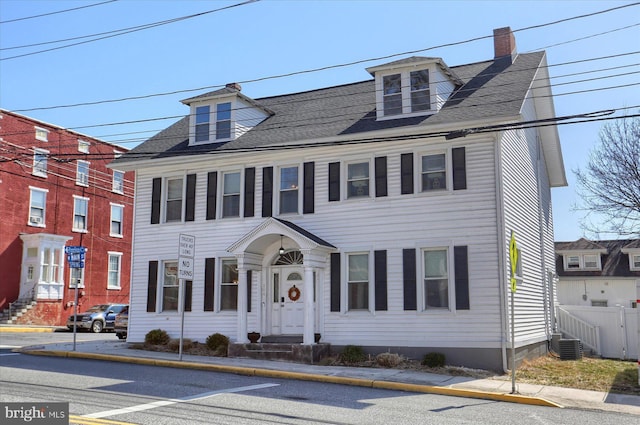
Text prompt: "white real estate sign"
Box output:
[[178, 234, 195, 280]]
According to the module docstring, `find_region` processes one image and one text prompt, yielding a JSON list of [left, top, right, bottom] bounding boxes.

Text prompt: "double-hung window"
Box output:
[[73, 196, 89, 232], [347, 253, 369, 310], [195, 105, 210, 142], [410, 70, 430, 112], [108, 252, 122, 289], [279, 166, 299, 214], [29, 187, 47, 226], [220, 259, 238, 310], [112, 170, 124, 193], [382, 74, 402, 116], [110, 203, 124, 237], [347, 162, 370, 198], [423, 249, 449, 309], [165, 177, 184, 222], [76, 160, 89, 186], [222, 172, 241, 217], [632, 254, 640, 271], [162, 261, 179, 311], [216, 102, 231, 139], [421, 153, 446, 191], [33, 148, 48, 177]]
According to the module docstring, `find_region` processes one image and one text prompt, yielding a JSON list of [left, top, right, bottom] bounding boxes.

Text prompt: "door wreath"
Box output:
[[288, 285, 301, 301]]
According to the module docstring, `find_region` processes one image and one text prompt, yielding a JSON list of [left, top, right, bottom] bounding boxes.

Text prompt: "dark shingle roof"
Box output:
[[113, 52, 545, 165], [555, 239, 640, 278]]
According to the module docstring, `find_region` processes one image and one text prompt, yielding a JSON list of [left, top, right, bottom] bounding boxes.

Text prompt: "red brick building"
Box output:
[[0, 110, 134, 325]]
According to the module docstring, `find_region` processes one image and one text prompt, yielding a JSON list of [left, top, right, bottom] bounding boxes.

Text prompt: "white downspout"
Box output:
[[494, 132, 510, 373]]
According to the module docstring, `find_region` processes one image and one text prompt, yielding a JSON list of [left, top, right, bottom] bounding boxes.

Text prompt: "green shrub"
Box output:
[[168, 338, 193, 351], [341, 345, 366, 364], [206, 333, 229, 351], [422, 352, 446, 368], [376, 352, 404, 368], [145, 329, 170, 345]]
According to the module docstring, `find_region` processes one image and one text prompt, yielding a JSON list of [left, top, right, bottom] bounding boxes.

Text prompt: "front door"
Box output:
[[271, 266, 304, 334]]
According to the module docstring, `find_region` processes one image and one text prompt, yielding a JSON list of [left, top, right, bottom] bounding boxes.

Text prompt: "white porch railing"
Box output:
[[556, 306, 601, 356]]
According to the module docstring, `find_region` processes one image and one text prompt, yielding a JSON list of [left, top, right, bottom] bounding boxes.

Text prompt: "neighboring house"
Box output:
[[110, 27, 566, 371], [555, 238, 640, 308], [554, 238, 639, 360], [0, 110, 134, 326]]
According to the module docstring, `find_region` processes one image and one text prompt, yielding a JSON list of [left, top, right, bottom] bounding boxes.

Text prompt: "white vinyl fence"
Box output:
[[556, 305, 638, 360]]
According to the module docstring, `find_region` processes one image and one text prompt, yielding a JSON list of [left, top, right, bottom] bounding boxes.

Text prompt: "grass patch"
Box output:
[[515, 355, 639, 395]]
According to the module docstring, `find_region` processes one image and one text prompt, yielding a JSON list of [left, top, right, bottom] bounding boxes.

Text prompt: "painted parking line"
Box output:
[[69, 415, 137, 425], [84, 383, 280, 419]]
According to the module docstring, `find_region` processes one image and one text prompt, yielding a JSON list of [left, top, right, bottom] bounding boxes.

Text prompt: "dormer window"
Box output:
[[195, 106, 210, 142], [192, 102, 233, 143], [563, 253, 602, 271], [368, 57, 460, 121]]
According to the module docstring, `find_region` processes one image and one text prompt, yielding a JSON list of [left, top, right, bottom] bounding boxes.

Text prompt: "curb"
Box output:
[[19, 349, 563, 408], [0, 327, 58, 333]]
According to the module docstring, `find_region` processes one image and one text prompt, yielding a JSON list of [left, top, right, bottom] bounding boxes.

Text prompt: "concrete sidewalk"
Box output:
[[2, 326, 639, 415]]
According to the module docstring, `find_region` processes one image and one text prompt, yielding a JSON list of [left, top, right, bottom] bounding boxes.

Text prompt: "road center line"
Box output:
[[84, 383, 280, 418]]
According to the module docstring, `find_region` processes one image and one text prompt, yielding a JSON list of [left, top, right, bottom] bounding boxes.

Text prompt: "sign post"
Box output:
[[65, 246, 86, 352], [509, 231, 519, 394], [178, 234, 195, 360]]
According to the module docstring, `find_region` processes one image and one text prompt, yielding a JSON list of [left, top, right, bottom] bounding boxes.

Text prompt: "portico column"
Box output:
[[236, 265, 248, 343], [303, 265, 315, 345]]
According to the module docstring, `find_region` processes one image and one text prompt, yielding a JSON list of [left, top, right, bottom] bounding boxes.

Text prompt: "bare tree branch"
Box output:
[[574, 115, 640, 237]]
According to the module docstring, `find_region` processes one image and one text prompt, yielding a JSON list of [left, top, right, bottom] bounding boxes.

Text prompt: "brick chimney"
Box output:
[[493, 27, 516, 63], [225, 82, 242, 91]]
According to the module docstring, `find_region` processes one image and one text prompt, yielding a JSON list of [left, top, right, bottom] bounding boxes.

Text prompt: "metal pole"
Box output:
[[72, 285, 78, 351], [511, 290, 516, 394], [179, 278, 185, 361]]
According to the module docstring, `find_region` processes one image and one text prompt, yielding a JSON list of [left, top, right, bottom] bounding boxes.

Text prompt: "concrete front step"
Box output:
[[228, 342, 330, 364]]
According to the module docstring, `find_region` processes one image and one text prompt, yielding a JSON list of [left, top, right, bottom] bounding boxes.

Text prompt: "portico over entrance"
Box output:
[[226, 218, 336, 345]]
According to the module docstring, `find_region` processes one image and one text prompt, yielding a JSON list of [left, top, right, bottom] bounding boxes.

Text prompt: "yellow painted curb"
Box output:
[[18, 349, 563, 409], [372, 380, 563, 408], [0, 327, 56, 333]]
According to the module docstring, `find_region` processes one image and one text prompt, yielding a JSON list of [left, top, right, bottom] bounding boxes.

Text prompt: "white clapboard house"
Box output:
[[111, 27, 566, 371]]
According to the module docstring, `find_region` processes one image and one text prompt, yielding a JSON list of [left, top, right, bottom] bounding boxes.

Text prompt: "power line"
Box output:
[[0, 0, 118, 24], [7, 3, 639, 110], [0, 0, 260, 61]]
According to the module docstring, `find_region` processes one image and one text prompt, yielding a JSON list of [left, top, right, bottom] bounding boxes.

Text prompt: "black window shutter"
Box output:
[[147, 261, 158, 312], [206, 172, 217, 220], [403, 248, 417, 310], [244, 168, 255, 217], [184, 280, 193, 312], [185, 174, 196, 222], [374, 250, 388, 311], [247, 270, 252, 312], [328, 162, 340, 202], [151, 178, 161, 224], [400, 153, 414, 195], [330, 253, 341, 311], [454, 246, 470, 310], [262, 167, 273, 217], [204, 258, 215, 311], [303, 162, 315, 214], [452, 147, 467, 190], [375, 157, 388, 197]]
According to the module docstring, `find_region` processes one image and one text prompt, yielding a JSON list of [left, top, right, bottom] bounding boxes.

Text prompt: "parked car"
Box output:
[[114, 305, 128, 340], [66, 304, 127, 333]]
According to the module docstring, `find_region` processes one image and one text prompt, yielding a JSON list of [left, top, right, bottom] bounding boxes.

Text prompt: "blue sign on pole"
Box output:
[[65, 246, 85, 254], [68, 261, 84, 269]]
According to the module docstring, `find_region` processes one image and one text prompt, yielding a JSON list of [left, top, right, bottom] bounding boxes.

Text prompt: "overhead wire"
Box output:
[[0, 0, 118, 24], [7, 2, 639, 111], [0, 0, 261, 60]]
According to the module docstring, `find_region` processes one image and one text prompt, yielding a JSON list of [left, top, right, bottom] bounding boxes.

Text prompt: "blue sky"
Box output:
[[1, 0, 638, 241]]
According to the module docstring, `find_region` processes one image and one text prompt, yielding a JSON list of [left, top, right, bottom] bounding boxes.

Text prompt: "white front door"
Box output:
[[272, 266, 304, 334]]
